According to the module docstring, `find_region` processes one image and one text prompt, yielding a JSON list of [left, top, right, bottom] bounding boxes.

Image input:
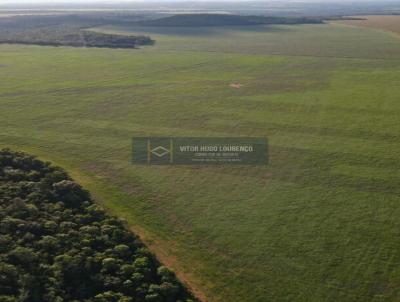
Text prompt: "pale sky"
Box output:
[[0, 0, 383, 3], [0, 0, 392, 6]]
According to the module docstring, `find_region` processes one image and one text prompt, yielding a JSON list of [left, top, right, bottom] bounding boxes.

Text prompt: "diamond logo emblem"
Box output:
[[150, 146, 170, 157]]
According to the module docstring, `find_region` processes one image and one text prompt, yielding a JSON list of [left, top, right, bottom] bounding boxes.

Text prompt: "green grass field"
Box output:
[[1, 22, 400, 302]]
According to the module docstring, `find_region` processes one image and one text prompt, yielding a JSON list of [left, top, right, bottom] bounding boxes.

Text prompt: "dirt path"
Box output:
[[127, 224, 209, 302]]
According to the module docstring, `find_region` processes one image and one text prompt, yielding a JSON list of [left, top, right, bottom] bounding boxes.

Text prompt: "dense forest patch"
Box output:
[[0, 29, 153, 49], [0, 149, 195, 302], [0, 15, 154, 48]]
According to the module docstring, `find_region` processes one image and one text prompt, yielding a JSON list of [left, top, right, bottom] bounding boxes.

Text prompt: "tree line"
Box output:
[[136, 14, 324, 27]]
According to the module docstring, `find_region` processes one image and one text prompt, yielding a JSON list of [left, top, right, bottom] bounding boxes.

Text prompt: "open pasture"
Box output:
[[1, 22, 400, 302]]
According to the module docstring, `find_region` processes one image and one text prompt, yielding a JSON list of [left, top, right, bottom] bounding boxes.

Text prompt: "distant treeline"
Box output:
[[136, 14, 324, 27], [0, 149, 195, 302], [0, 14, 154, 49], [0, 12, 325, 48], [0, 29, 154, 49]]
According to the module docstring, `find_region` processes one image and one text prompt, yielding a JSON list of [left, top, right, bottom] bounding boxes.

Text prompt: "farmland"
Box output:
[[333, 15, 400, 35], [1, 19, 400, 302]]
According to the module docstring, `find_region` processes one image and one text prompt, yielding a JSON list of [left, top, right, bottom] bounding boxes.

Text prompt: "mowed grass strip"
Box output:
[[1, 23, 400, 302]]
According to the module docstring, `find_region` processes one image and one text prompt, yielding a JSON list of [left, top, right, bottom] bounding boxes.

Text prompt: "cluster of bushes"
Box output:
[[0, 149, 195, 302], [80, 31, 154, 48], [136, 14, 323, 27]]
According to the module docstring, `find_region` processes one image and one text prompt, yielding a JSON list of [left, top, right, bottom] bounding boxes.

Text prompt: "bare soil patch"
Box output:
[[229, 83, 243, 89]]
